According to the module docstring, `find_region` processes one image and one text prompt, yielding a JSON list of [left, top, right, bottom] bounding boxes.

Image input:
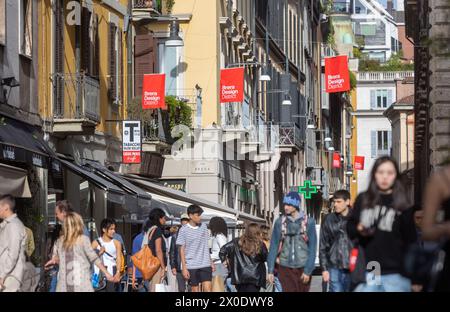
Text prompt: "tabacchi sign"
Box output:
[[325, 55, 350, 93], [220, 67, 245, 103], [142, 74, 166, 109], [123, 121, 141, 164]]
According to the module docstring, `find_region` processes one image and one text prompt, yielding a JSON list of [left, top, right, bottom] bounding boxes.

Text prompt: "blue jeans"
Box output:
[[329, 268, 351, 292], [273, 276, 283, 292], [226, 277, 237, 292], [49, 267, 58, 292], [354, 273, 411, 292]]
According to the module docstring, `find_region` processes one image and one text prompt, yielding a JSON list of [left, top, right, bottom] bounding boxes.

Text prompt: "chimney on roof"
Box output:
[[387, 0, 394, 14]]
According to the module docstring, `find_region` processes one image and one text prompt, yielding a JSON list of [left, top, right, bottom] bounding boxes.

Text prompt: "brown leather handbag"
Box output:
[[131, 227, 161, 282]]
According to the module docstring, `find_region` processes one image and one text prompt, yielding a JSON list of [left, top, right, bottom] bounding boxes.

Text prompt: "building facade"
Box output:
[[353, 71, 413, 191], [405, 0, 450, 203], [38, 0, 130, 223], [1, 0, 50, 267]]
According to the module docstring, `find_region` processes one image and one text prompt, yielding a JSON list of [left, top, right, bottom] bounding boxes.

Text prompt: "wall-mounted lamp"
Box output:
[[282, 94, 292, 105], [1, 76, 20, 105], [165, 20, 184, 47], [307, 122, 316, 129], [259, 65, 271, 82]]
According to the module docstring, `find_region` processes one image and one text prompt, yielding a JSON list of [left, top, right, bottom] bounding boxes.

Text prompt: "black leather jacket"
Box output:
[[319, 212, 353, 271], [169, 234, 182, 272], [219, 238, 267, 288]]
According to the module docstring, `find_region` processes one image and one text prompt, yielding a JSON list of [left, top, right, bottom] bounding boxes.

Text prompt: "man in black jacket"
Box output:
[[170, 214, 190, 292], [319, 190, 353, 292]]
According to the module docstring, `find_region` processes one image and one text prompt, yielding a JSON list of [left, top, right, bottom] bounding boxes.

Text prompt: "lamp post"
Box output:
[[257, 89, 292, 105], [1, 77, 20, 105], [165, 20, 184, 47]]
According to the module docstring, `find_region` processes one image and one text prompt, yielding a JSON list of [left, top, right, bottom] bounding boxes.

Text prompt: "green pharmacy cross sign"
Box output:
[[298, 180, 318, 199]]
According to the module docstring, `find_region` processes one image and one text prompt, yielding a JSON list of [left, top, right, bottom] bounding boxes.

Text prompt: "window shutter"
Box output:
[[54, 0, 64, 117], [371, 130, 377, 158], [134, 33, 157, 97], [92, 14, 99, 77], [370, 90, 376, 109], [81, 8, 91, 74], [387, 89, 393, 107], [109, 23, 117, 104], [118, 30, 123, 106]]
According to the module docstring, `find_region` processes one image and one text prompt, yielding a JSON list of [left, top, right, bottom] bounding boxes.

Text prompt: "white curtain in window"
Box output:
[[0, 0, 5, 45]]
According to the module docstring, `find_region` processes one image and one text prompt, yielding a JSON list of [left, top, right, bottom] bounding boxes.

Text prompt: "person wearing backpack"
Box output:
[[91, 218, 123, 292], [319, 190, 354, 292], [267, 191, 317, 292]]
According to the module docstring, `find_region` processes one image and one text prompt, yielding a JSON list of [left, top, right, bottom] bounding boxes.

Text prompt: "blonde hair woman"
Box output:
[[45, 212, 118, 292]]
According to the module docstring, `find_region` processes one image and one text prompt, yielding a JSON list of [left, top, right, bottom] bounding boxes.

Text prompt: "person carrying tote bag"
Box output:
[[131, 225, 161, 285]]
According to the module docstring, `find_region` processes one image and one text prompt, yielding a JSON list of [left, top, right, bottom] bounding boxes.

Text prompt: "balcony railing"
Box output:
[[142, 119, 173, 145], [53, 73, 100, 122], [278, 122, 303, 149], [331, 1, 351, 14], [357, 71, 414, 81]]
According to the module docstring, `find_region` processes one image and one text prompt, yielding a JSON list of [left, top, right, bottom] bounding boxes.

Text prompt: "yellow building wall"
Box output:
[[38, 0, 128, 139], [171, 0, 221, 127]]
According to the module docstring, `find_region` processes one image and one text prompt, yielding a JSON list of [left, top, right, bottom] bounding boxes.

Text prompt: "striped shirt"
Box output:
[[176, 223, 211, 270]]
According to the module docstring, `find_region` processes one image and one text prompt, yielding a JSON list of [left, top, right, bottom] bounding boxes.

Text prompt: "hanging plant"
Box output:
[[166, 95, 192, 131], [165, 0, 175, 14], [127, 95, 192, 133]]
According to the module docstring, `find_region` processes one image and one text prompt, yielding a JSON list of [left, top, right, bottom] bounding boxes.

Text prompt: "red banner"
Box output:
[[325, 55, 350, 93], [333, 152, 341, 168], [220, 67, 245, 103], [142, 74, 166, 109], [354, 156, 365, 170]]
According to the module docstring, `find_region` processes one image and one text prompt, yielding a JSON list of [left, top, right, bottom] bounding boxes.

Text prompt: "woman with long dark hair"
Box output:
[[219, 223, 268, 292], [347, 156, 417, 292], [146, 208, 167, 292], [209, 217, 228, 291]]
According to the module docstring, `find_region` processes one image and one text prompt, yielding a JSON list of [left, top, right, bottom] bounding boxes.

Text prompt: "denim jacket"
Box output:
[[267, 215, 317, 275]]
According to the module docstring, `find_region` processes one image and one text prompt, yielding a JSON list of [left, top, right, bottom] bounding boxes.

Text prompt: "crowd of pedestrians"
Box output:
[[1, 156, 450, 292]]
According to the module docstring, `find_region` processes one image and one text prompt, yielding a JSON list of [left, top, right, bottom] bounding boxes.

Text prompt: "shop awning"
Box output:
[[0, 116, 53, 168], [83, 160, 152, 208], [0, 163, 32, 198], [147, 193, 237, 227], [60, 159, 126, 205], [124, 174, 266, 226], [0, 115, 63, 191]]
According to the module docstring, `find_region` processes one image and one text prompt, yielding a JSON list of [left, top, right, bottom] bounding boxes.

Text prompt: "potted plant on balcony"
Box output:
[[127, 96, 192, 142]]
